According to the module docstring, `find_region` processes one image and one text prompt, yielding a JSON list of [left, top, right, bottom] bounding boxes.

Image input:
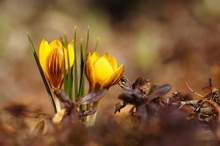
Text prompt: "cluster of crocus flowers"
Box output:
[[30, 30, 125, 127], [85, 51, 124, 92], [38, 39, 74, 89]]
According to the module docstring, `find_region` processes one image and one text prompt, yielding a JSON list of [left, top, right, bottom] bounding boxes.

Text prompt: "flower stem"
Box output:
[[85, 112, 97, 127], [54, 97, 61, 112]]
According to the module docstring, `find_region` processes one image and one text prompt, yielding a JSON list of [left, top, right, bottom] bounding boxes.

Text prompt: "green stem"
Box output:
[[54, 97, 61, 112], [85, 112, 97, 127]]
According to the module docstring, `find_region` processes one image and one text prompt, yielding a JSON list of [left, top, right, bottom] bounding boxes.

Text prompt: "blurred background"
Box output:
[[1, 0, 220, 116]]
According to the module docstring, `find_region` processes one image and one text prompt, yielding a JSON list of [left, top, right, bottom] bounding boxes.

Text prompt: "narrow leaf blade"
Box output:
[[73, 27, 79, 101], [27, 34, 57, 113]]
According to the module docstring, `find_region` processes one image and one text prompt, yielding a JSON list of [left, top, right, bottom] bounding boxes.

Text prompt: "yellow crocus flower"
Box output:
[[86, 51, 124, 92], [38, 39, 74, 89]]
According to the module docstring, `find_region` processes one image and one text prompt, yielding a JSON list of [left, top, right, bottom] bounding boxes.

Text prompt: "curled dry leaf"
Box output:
[[80, 89, 107, 104], [32, 120, 45, 137]]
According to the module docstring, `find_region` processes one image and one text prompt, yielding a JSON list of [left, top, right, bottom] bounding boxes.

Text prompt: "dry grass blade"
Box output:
[[185, 82, 203, 98]]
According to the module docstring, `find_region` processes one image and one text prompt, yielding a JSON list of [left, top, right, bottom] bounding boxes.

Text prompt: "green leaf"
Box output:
[[69, 64, 73, 100], [94, 37, 100, 52], [79, 38, 85, 97], [85, 26, 90, 57], [27, 34, 57, 113], [62, 36, 68, 97], [79, 27, 90, 97], [61, 34, 68, 47], [61, 35, 73, 100], [73, 27, 79, 101]]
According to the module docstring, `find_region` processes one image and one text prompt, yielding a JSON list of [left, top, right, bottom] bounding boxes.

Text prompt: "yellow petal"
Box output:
[[94, 57, 114, 83], [91, 51, 100, 64], [64, 41, 74, 71], [67, 41, 74, 68], [103, 64, 124, 88], [109, 56, 118, 71], [38, 39, 52, 72], [103, 53, 118, 71], [49, 40, 63, 53], [86, 52, 96, 91], [110, 64, 124, 85]]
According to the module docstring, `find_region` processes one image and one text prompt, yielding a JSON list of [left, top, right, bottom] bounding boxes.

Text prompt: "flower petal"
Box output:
[[109, 56, 118, 71], [46, 48, 64, 88], [94, 57, 113, 83], [49, 40, 63, 53], [86, 52, 96, 91], [91, 51, 100, 64], [102, 64, 124, 88], [64, 41, 74, 71], [38, 39, 52, 72], [103, 53, 118, 71]]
